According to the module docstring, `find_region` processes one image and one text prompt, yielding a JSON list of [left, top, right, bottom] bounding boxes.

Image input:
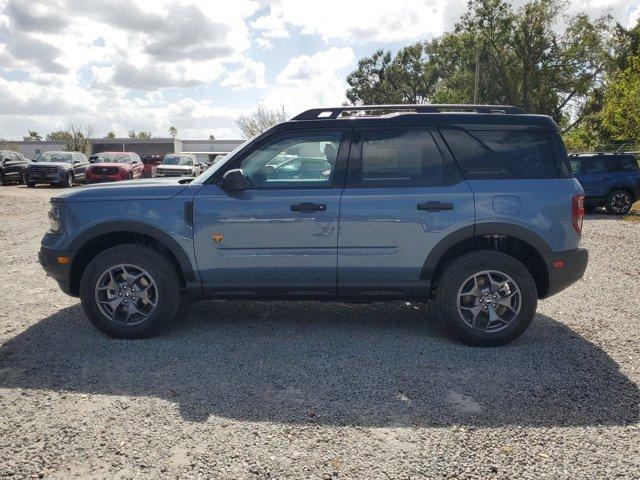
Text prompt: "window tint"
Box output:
[[608, 155, 639, 172], [579, 157, 607, 174], [354, 129, 445, 187], [441, 129, 558, 179], [239, 131, 341, 188]]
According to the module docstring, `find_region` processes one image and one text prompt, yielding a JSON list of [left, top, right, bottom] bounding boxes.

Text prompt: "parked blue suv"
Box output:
[[39, 105, 588, 346], [569, 152, 640, 215]]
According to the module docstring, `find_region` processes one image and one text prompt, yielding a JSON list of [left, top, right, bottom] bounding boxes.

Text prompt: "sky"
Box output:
[[0, 0, 638, 140]]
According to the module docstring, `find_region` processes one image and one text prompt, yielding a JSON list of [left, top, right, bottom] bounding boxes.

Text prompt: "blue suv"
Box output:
[[39, 105, 588, 346], [569, 152, 640, 215]]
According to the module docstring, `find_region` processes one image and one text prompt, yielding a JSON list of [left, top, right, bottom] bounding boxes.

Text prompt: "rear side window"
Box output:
[[441, 129, 559, 179], [608, 155, 639, 172], [579, 157, 607, 174], [353, 129, 447, 187]]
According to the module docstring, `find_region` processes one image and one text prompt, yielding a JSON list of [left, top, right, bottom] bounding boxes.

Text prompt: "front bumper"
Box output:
[[38, 245, 75, 296], [543, 247, 588, 298], [26, 170, 67, 184]]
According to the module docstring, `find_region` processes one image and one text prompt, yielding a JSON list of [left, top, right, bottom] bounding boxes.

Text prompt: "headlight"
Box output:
[[48, 205, 62, 233]]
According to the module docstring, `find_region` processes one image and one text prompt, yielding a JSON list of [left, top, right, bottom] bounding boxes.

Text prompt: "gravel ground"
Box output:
[[0, 184, 638, 479]]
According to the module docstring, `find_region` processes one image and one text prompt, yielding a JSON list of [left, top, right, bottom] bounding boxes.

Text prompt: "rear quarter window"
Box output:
[[608, 155, 639, 172], [440, 129, 559, 179]]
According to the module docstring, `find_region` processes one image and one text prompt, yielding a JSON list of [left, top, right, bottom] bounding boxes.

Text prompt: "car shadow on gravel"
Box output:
[[0, 301, 638, 427]]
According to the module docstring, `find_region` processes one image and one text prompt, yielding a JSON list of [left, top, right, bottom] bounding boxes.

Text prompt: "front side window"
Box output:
[[238, 131, 341, 188]]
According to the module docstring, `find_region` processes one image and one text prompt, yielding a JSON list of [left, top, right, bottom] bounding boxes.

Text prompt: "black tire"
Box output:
[[64, 172, 74, 188], [434, 250, 538, 347], [0, 172, 4, 186], [79, 245, 181, 338], [605, 189, 633, 215], [26, 181, 36, 188]]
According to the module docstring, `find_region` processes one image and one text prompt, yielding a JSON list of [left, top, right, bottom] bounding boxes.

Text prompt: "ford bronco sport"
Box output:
[[569, 152, 640, 215], [39, 105, 588, 346]]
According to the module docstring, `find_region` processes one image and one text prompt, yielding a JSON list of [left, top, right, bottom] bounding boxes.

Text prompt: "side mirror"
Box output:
[[221, 168, 247, 191]]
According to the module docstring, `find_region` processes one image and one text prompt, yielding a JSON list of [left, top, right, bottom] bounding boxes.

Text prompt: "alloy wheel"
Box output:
[[457, 270, 522, 333], [94, 264, 158, 325], [609, 192, 631, 214]]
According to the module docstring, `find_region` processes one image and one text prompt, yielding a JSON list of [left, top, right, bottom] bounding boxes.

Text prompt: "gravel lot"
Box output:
[[0, 184, 638, 479]]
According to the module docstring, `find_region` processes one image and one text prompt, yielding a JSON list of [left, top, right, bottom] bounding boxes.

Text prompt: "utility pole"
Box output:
[[473, 49, 480, 104]]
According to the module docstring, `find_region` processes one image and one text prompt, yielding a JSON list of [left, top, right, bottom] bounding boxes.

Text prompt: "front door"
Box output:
[[338, 128, 475, 298], [193, 129, 350, 298]]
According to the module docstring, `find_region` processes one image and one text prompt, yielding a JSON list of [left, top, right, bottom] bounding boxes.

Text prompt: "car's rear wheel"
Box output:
[[0, 172, 4, 186], [79, 245, 181, 338], [605, 189, 632, 215], [434, 250, 537, 347]]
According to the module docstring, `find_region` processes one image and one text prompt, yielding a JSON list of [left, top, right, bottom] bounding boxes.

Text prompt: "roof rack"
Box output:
[[292, 104, 527, 120]]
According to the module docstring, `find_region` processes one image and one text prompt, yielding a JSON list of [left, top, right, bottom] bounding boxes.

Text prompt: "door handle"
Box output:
[[291, 202, 326, 212], [417, 201, 454, 211]]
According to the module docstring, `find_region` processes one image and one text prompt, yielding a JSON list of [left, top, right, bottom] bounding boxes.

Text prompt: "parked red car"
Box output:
[[141, 154, 163, 178], [85, 152, 144, 183]]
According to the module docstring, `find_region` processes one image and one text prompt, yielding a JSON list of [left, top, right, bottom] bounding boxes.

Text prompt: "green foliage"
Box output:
[[127, 130, 153, 139], [46, 130, 72, 142], [105, 131, 116, 139], [346, 0, 613, 128], [169, 126, 177, 138], [600, 53, 640, 145]]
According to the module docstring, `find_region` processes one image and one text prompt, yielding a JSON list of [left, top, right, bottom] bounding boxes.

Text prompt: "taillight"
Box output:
[[572, 194, 585, 234]]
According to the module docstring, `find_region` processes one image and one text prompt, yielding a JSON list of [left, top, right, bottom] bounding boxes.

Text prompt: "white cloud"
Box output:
[[251, 0, 452, 43], [221, 57, 267, 90], [262, 47, 355, 116]]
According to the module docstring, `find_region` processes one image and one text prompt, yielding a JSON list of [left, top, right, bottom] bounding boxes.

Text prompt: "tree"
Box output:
[[64, 124, 95, 155], [235, 104, 287, 139], [169, 126, 177, 138], [345, 0, 612, 129], [46, 130, 73, 142], [209, 134, 216, 140], [105, 131, 116, 139], [28, 130, 42, 141], [127, 130, 152, 139], [599, 52, 640, 147]]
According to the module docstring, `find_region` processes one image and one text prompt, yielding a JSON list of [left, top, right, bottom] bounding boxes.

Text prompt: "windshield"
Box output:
[[36, 152, 73, 163], [191, 138, 253, 185], [163, 155, 193, 166], [93, 154, 130, 164]]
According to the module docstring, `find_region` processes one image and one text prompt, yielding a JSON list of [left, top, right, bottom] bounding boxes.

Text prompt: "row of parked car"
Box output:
[[0, 150, 208, 188], [1, 147, 639, 214]]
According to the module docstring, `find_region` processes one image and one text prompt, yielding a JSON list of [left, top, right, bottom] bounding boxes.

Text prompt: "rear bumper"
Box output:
[[38, 245, 75, 296], [542, 247, 588, 298]]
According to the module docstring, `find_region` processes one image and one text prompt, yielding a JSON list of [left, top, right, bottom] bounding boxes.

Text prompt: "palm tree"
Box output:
[[209, 134, 215, 140], [169, 126, 177, 138], [28, 130, 42, 141]]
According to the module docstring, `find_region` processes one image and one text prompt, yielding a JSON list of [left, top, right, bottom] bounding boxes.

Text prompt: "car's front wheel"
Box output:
[[434, 250, 538, 347], [79, 245, 181, 338], [64, 172, 74, 188], [605, 189, 633, 215]]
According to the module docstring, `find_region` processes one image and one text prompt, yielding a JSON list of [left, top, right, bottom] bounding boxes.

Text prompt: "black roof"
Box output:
[[282, 104, 558, 131]]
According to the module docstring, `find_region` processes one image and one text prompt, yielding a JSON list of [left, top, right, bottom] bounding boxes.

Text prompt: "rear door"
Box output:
[[73, 153, 89, 180], [576, 156, 608, 199], [338, 128, 474, 298]]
